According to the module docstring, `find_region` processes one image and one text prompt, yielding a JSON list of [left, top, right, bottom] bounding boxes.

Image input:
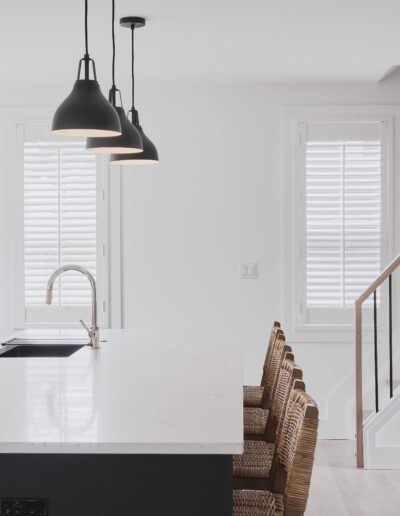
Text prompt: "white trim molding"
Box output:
[[364, 388, 400, 469], [0, 106, 122, 332], [281, 105, 396, 342]]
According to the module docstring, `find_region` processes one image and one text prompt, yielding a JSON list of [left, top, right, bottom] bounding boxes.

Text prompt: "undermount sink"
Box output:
[[0, 338, 89, 358]]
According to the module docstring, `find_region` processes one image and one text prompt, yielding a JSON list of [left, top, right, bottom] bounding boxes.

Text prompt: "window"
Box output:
[[14, 122, 109, 328], [24, 140, 96, 317], [297, 121, 390, 327]]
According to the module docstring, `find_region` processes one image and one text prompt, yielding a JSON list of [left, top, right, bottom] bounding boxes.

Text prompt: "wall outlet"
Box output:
[[240, 262, 257, 279], [1, 498, 48, 515]]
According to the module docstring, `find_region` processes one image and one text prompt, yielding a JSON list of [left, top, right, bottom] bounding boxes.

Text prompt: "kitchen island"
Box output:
[[0, 329, 243, 515]]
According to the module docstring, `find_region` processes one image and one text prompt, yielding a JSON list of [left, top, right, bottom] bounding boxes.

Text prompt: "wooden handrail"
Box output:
[[356, 254, 400, 306], [355, 253, 400, 468]]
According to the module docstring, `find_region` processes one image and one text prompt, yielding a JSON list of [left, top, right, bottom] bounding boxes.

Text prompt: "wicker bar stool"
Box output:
[[234, 389, 319, 516], [236, 364, 303, 489], [266, 357, 302, 443], [243, 321, 282, 408], [244, 335, 292, 441]]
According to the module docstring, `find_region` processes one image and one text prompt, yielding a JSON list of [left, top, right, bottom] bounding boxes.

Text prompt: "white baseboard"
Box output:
[[317, 419, 348, 440], [364, 444, 400, 469], [364, 391, 400, 469]]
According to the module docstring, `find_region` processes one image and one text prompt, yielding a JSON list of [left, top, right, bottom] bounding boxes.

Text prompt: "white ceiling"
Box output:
[[1, 0, 400, 86]]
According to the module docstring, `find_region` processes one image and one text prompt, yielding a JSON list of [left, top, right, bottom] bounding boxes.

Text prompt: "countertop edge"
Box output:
[[0, 442, 244, 455]]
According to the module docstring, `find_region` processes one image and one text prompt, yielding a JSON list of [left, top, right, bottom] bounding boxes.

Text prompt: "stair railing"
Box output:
[[355, 254, 400, 468]]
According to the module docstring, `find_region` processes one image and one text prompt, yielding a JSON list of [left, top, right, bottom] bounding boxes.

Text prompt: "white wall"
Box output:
[[2, 77, 400, 438], [119, 79, 400, 438]]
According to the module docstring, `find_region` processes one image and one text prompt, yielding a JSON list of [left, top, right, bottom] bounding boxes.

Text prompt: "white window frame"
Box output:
[[1, 106, 120, 330], [282, 106, 394, 342]]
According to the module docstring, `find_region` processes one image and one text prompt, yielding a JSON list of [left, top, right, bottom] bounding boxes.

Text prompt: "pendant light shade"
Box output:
[[110, 17, 158, 166], [110, 114, 158, 165], [51, 0, 121, 138], [52, 79, 121, 137], [87, 105, 143, 153], [86, 1, 143, 153]]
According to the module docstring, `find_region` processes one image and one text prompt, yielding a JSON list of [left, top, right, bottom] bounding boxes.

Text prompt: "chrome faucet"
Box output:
[[45, 264, 100, 349]]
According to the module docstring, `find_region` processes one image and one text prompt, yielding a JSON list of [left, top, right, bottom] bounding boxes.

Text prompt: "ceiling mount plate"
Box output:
[[120, 17, 146, 29]]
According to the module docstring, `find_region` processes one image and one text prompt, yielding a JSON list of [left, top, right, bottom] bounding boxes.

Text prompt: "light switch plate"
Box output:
[[240, 262, 257, 279]]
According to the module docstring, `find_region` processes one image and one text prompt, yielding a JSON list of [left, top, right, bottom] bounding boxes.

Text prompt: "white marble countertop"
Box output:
[[0, 329, 244, 454]]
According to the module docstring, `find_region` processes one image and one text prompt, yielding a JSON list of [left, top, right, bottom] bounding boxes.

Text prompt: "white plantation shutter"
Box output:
[[24, 141, 96, 311], [299, 121, 387, 325]]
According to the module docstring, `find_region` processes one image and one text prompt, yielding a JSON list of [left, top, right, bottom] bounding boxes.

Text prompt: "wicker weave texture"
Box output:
[[265, 336, 290, 406], [277, 389, 319, 514], [233, 441, 275, 478], [244, 407, 269, 436], [243, 385, 264, 407], [274, 493, 284, 516], [263, 324, 281, 371], [272, 359, 302, 444], [233, 490, 276, 516], [244, 322, 281, 409]]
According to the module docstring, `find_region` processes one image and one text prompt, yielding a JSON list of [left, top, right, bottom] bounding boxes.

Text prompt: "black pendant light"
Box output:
[[110, 17, 159, 165], [86, 0, 143, 154], [52, 0, 121, 137]]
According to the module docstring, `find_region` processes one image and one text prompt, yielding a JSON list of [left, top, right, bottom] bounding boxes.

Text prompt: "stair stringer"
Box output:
[[364, 388, 400, 469], [346, 345, 400, 439]]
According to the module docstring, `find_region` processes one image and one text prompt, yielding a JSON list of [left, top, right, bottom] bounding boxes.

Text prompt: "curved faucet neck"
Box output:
[[46, 264, 99, 348]]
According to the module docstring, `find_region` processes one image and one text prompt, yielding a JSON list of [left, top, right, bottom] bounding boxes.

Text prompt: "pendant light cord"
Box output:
[[82, 0, 91, 79], [131, 25, 135, 109], [85, 0, 89, 56], [112, 0, 116, 88]]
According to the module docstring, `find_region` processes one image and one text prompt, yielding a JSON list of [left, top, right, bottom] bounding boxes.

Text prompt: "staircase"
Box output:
[[355, 255, 400, 469]]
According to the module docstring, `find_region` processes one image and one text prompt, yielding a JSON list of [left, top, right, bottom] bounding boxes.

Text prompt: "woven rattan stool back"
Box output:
[[266, 355, 303, 443], [273, 389, 319, 516], [263, 334, 291, 408]]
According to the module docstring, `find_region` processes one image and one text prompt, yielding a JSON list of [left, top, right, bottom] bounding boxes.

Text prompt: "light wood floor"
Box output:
[[306, 440, 400, 515]]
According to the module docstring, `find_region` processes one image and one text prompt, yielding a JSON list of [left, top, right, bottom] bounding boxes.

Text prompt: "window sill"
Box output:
[[285, 322, 376, 344]]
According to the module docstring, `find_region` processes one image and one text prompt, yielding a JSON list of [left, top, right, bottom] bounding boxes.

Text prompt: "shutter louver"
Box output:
[[24, 141, 96, 307], [306, 139, 381, 308]]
